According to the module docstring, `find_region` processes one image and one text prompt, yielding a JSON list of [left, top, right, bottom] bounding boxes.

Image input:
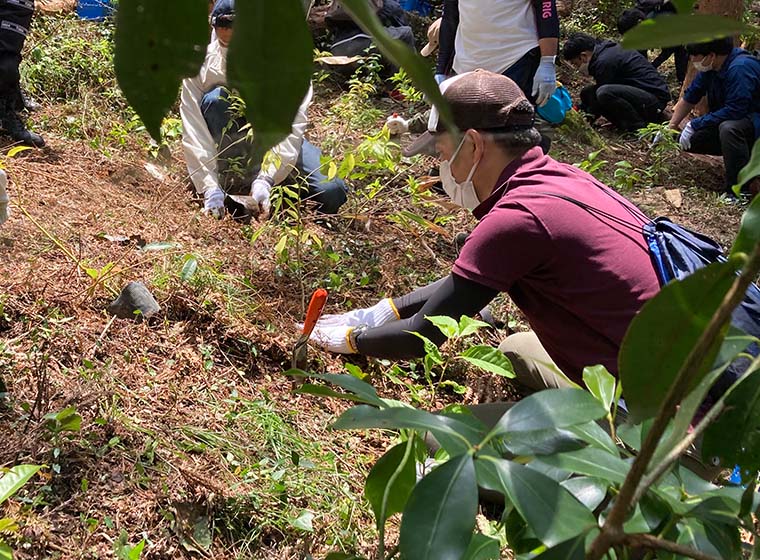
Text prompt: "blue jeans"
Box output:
[[200, 87, 348, 214]]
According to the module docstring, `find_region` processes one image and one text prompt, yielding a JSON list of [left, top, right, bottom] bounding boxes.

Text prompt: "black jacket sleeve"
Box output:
[[531, 0, 560, 41], [355, 273, 498, 360], [436, 0, 459, 75]]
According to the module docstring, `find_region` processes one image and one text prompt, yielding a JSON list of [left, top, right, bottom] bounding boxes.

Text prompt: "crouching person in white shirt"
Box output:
[[181, 0, 348, 219]]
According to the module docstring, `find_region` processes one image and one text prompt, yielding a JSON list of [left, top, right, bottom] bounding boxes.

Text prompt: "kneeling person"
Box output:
[[181, 0, 347, 219], [308, 70, 661, 393], [563, 32, 670, 132], [668, 37, 760, 196]]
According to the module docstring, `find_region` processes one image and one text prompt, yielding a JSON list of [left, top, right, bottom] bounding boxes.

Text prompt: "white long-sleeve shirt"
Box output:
[[180, 39, 313, 194]]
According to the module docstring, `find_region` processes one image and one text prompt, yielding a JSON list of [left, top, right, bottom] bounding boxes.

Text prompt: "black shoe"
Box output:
[[19, 89, 40, 112], [0, 99, 44, 148]]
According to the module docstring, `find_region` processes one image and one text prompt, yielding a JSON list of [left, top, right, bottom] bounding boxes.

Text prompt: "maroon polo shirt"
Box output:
[[452, 147, 660, 382]]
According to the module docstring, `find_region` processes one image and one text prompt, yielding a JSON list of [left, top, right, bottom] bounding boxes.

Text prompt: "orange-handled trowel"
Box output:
[[292, 288, 328, 369]]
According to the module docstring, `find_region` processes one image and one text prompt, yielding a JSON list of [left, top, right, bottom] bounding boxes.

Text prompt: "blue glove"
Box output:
[[532, 56, 557, 107], [434, 74, 447, 85]]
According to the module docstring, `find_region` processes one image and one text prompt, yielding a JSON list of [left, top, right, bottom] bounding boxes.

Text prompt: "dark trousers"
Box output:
[[502, 47, 551, 153], [652, 45, 688, 84], [0, 0, 33, 99], [580, 84, 665, 132], [688, 118, 756, 193], [200, 86, 348, 214]]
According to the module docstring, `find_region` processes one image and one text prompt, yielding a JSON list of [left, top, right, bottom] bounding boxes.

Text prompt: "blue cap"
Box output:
[[210, 0, 235, 27]]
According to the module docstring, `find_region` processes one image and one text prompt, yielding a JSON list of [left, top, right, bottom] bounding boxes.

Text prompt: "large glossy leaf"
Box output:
[[461, 533, 500, 560], [0, 464, 40, 504], [338, 0, 452, 129], [536, 448, 629, 485], [702, 370, 760, 471], [619, 261, 739, 422], [0, 541, 11, 560], [286, 371, 386, 408], [566, 421, 619, 456], [476, 457, 596, 547], [459, 346, 515, 378], [582, 366, 616, 411], [686, 496, 741, 527], [364, 441, 416, 529], [399, 454, 477, 560], [495, 428, 584, 457], [622, 14, 749, 50], [560, 477, 608, 510], [488, 388, 607, 439], [731, 181, 760, 256], [114, 0, 208, 140], [532, 534, 587, 559], [227, 0, 314, 159], [676, 518, 740, 560], [332, 405, 483, 456]]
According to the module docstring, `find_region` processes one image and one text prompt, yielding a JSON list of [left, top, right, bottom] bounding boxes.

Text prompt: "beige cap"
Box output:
[[420, 18, 442, 57]]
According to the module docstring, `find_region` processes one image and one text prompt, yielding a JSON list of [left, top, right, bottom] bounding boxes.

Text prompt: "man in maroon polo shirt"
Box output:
[[308, 70, 660, 392]]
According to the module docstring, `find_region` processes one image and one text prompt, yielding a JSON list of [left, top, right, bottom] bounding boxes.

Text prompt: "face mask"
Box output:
[[440, 136, 481, 210], [693, 55, 713, 72], [579, 61, 590, 76]]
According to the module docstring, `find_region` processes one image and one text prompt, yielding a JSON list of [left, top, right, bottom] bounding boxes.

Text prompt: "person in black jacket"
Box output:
[[617, 0, 688, 84], [562, 33, 670, 132]]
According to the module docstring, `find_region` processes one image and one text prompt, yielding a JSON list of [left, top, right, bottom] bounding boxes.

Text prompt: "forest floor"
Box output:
[[0, 10, 748, 560]]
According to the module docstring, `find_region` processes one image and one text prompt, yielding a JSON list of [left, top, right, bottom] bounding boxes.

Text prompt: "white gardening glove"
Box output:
[[0, 169, 8, 226], [315, 298, 399, 329], [532, 56, 557, 107], [203, 186, 225, 219], [679, 122, 694, 151], [251, 177, 272, 219], [309, 324, 356, 354]]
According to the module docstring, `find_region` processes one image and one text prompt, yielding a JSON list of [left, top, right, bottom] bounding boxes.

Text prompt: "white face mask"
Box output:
[[440, 136, 481, 210], [693, 55, 713, 72], [579, 61, 590, 76]]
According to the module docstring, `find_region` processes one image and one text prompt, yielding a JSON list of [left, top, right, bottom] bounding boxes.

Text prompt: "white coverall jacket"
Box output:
[[180, 38, 313, 195]]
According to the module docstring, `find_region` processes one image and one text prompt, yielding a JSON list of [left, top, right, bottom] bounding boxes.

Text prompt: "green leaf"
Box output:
[[0, 464, 40, 504], [426, 315, 459, 339], [532, 534, 587, 559], [462, 533, 500, 560], [536, 448, 629, 484], [459, 346, 515, 378], [227, 0, 313, 160], [458, 316, 491, 338], [332, 405, 484, 456], [476, 457, 596, 547], [285, 371, 386, 408], [494, 428, 584, 457], [560, 477, 608, 510], [619, 261, 740, 422], [566, 421, 619, 456], [180, 256, 198, 283], [622, 14, 750, 50], [0, 541, 11, 560], [44, 406, 82, 433], [295, 384, 383, 406], [676, 517, 740, 560], [0, 518, 17, 533], [290, 510, 315, 532], [582, 366, 616, 411], [338, 0, 453, 131], [686, 496, 741, 527], [731, 176, 760, 256], [702, 370, 760, 471], [487, 388, 608, 438], [128, 540, 145, 560], [670, 0, 694, 13], [399, 454, 478, 560], [364, 441, 416, 529], [114, 0, 208, 140]]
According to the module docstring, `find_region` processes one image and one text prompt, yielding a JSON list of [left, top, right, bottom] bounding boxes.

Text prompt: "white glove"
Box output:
[[315, 298, 399, 329], [0, 169, 8, 226], [203, 186, 225, 219], [532, 56, 557, 107], [309, 324, 356, 354], [679, 122, 694, 151], [251, 178, 272, 219], [434, 74, 447, 85]]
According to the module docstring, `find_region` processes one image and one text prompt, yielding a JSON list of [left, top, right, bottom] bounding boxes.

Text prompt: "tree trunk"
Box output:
[[678, 0, 744, 115]]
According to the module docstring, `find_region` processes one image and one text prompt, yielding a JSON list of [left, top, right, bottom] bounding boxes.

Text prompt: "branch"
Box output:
[[633, 401, 725, 504], [588, 243, 760, 559], [621, 533, 721, 560]]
